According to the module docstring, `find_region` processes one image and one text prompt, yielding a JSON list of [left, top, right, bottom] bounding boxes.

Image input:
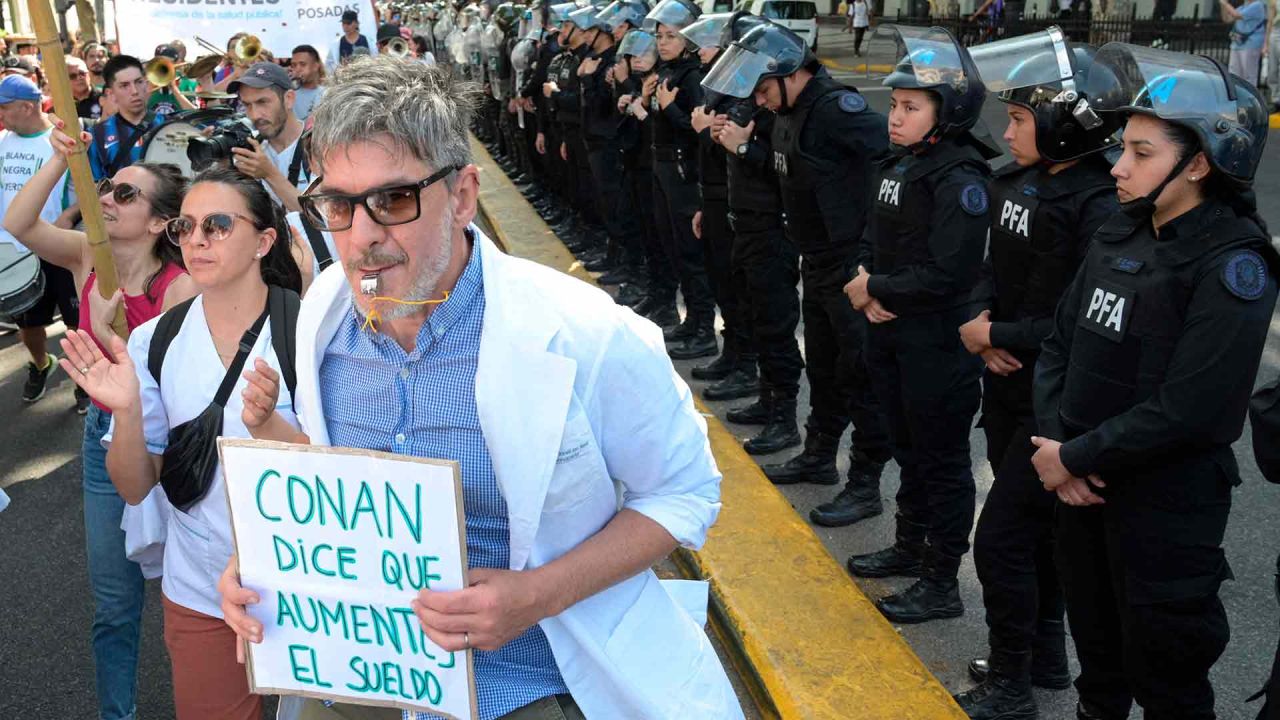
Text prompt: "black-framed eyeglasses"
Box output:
[[97, 178, 148, 207], [298, 165, 461, 231], [164, 212, 260, 246]]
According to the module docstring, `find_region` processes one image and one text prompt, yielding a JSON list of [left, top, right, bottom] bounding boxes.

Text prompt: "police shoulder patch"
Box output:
[[837, 92, 866, 114], [1221, 250, 1269, 301], [960, 183, 989, 216]]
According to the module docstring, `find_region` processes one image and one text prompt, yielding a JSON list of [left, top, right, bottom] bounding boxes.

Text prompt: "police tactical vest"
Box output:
[[651, 57, 700, 154], [548, 49, 582, 124], [988, 158, 1115, 334], [868, 139, 989, 294], [1059, 204, 1274, 433], [727, 107, 781, 219], [771, 75, 868, 258]]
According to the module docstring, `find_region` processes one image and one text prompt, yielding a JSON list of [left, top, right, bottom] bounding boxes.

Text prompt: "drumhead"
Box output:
[[142, 121, 204, 178], [0, 245, 46, 321]]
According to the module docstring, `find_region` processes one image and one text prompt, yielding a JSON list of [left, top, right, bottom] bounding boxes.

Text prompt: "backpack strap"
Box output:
[[299, 216, 334, 272], [268, 285, 300, 411], [147, 296, 197, 385]]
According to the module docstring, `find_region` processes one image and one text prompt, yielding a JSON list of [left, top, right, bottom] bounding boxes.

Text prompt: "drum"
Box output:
[[0, 243, 45, 322]]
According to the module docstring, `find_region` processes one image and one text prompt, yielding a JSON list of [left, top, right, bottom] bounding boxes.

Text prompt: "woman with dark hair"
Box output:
[[4, 120, 195, 720], [1032, 44, 1276, 718], [61, 165, 301, 720]]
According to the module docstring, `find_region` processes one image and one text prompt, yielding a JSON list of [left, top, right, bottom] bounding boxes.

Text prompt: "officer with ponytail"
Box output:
[[1032, 44, 1277, 719], [954, 29, 1123, 718], [841, 26, 995, 623]]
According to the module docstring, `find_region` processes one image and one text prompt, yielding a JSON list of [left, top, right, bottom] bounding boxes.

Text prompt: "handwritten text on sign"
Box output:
[[219, 439, 476, 719]]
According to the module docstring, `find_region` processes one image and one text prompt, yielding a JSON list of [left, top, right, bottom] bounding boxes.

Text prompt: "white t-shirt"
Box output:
[[263, 134, 313, 197], [852, 1, 870, 27], [292, 85, 325, 122], [105, 295, 298, 617], [0, 127, 74, 252]]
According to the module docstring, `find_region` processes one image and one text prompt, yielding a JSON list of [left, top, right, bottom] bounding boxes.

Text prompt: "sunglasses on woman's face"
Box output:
[[96, 178, 146, 206], [164, 212, 259, 247]]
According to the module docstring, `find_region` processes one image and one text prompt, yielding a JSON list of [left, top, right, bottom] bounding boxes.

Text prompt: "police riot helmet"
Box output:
[[1084, 42, 1267, 186], [881, 24, 986, 143], [970, 28, 1119, 162], [493, 2, 522, 32], [598, 0, 650, 32], [642, 0, 701, 33], [568, 5, 604, 30], [549, 1, 577, 24], [618, 28, 657, 58], [701, 22, 812, 100], [680, 12, 734, 50]]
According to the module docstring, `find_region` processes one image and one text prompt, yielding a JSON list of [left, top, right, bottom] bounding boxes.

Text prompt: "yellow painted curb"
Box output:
[[1270, 112, 1280, 130], [819, 56, 894, 74], [470, 137, 967, 720]]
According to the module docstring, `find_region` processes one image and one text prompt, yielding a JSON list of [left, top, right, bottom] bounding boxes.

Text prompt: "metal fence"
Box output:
[[888, 11, 1233, 63]]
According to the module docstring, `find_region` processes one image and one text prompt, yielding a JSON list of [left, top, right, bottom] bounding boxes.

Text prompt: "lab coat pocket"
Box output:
[[604, 573, 710, 690], [544, 407, 607, 513]]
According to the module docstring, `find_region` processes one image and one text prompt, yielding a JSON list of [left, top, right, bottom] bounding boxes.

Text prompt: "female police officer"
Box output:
[[1031, 44, 1276, 719], [843, 25, 996, 624], [954, 30, 1123, 717]]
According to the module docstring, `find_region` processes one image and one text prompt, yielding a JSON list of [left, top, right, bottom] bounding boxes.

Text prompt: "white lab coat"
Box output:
[[292, 226, 744, 719]]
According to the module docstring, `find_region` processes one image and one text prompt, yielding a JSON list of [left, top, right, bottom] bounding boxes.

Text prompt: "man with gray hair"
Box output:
[[218, 56, 743, 720]]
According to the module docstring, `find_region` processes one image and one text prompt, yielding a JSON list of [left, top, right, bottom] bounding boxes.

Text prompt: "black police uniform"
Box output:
[[651, 53, 716, 338], [617, 69, 667, 312], [695, 94, 748, 372], [580, 44, 641, 270], [855, 137, 989, 586], [530, 35, 570, 211], [1035, 199, 1279, 718], [769, 68, 891, 478], [970, 154, 1117, 683], [723, 101, 803, 444], [549, 43, 600, 231]]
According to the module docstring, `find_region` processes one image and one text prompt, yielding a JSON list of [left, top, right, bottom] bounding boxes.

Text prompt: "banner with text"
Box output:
[[115, 0, 377, 62], [219, 438, 476, 719]]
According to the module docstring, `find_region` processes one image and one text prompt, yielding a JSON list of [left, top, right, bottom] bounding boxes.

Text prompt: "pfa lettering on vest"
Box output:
[[878, 177, 901, 207], [772, 150, 789, 177], [999, 199, 1031, 239], [1079, 279, 1133, 342]]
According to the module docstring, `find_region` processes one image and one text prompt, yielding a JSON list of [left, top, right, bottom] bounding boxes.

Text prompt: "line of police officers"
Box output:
[[428, 2, 1278, 717]]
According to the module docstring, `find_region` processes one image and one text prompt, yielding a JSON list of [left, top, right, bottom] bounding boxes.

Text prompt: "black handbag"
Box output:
[[157, 304, 269, 512]]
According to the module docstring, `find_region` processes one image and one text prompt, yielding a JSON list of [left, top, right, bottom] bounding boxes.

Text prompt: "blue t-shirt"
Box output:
[[1233, 0, 1267, 50]]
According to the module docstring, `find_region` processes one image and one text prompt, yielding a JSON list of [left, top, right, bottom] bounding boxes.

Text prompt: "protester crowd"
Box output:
[[1, 1, 1280, 719]]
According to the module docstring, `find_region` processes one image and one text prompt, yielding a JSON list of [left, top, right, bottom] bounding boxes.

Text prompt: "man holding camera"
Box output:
[[227, 62, 309, 212]]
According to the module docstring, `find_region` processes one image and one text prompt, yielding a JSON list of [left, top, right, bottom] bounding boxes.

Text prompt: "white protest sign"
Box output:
[[219, 438, 477, 719], [115, 0, 376, 61]]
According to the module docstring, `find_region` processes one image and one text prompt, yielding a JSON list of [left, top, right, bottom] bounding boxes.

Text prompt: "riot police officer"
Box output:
[[695, 13, 805, 454], [1032, 43, 1276, 720], [615, 29, 668, 316], [703, 22, 891, 522], [641, 0, 717, 357], [681, 12, 758, 401], [598, 0, 650, 42], [841, 26, 994, 622], [951, 30, 1123, 718]]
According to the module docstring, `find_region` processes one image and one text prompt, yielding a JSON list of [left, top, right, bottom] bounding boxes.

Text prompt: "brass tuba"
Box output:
[[386, 36, 412, 57]]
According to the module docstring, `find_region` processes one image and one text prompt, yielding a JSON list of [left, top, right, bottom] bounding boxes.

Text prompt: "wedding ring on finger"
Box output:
[[80, 367, 89, 375], [463, 632, 471, 650]]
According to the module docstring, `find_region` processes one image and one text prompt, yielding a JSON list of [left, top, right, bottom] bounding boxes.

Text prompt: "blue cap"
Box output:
[[0, 75, 41, 104]]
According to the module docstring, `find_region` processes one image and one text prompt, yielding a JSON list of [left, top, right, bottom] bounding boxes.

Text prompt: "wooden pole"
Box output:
[[75, 0, 100, 44], [27, 0, 127, 337]]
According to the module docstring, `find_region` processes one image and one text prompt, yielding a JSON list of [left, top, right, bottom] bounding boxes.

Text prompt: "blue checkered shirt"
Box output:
[[319, 242, 569, 720]]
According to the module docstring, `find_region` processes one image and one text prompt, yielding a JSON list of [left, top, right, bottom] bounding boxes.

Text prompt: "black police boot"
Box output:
[[847, 517, 926, 578], [703, 366, 759, 402], [968, 657, 991, 683], [744, 394, 802, 455], [596, 266, 632, 286], [615, 282, 648, 308], [1029, 620, 1072, 690], [954, 650, 1037, 720], [809, 449, 885, 527], [664, 319, 697, 342], [644, 303, 680, 330], [1075, 701, 1116, 720], [876, 576, 964, 624], [668, 325, 718, 360], [760, 430, 840, 485], [691, 350, 739, 381], [583, 253, 615, 273], [726, 397, 770, 425]]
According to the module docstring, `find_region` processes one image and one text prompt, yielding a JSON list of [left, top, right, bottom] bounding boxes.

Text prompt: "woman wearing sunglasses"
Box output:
[[3, 121, 194, 720], [62, 166, 302, 720]]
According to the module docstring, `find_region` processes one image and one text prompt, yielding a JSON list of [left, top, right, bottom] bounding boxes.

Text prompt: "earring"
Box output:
[[254, 252, 262, 259], [1190, 176, 1198, 181]]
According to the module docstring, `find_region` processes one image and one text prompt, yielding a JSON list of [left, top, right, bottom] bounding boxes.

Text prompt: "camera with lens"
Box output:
[[187, 115, 258, 172]]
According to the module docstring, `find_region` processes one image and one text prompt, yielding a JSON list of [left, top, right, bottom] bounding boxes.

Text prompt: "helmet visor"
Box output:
[[598, 1, 641, 31], [568, 6, 599, 28], [1087, 43, 1235, 122], [681, 12, 733, 49], [969, 27, 1074, 92], [880, 24, 970, 94], [512, 38, 537, 68], [642, 0, 698, 32], [618, 28, 657, 57], [702, 42, 774, 99], [549, 2, 577, 23]]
